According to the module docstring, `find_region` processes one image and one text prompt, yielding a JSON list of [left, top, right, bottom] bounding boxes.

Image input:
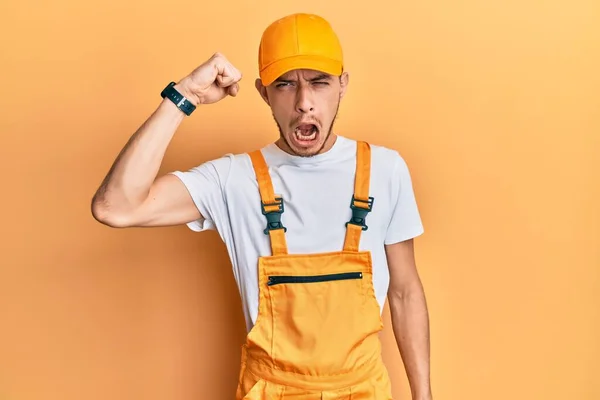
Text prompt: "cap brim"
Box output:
[[260, 54, 343, 86]]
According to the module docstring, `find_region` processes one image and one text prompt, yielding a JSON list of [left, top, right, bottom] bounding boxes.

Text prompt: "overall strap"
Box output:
[[248, 150, 289, 256], [343, 141, 374, 252]]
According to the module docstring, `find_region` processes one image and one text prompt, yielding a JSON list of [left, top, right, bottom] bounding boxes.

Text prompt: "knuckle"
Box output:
[[213, 52, 227, 62]]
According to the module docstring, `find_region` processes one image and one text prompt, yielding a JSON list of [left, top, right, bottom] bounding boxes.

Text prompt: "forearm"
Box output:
[[92, 92, 188, 220], [388, 283, 432, 400]]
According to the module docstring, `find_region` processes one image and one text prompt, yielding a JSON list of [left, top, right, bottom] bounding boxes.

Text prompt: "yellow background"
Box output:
[[1, 0, 598, 399]]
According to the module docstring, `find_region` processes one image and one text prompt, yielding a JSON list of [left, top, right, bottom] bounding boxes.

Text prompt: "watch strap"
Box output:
[[161, 82, 196, 116]]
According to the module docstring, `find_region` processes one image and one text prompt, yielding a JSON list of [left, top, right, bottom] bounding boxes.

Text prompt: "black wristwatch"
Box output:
[[160, 81, 197, 116]]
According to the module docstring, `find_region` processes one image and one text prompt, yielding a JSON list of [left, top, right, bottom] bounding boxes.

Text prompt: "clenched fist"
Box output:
[[174, 52, 242, 106]]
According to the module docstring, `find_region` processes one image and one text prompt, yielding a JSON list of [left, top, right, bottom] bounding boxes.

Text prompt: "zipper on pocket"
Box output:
[[267, 272, 363, 286]]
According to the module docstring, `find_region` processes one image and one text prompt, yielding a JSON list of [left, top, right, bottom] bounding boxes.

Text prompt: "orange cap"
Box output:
[[258, 13, 344, 86]]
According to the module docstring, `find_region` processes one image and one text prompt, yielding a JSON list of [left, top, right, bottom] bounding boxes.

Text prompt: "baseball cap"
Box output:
[[258, 13, 344, 86]]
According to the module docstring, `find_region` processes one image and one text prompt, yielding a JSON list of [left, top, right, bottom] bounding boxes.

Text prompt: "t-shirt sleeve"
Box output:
[[168, 154, 234, 233], [384, 152, 425, 244]]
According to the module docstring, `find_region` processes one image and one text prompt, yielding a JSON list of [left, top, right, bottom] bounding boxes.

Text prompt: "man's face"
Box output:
[[256, 69, 349, 157]]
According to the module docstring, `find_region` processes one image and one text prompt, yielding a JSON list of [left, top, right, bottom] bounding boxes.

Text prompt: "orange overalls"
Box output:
[[236, 141, 393, 399]]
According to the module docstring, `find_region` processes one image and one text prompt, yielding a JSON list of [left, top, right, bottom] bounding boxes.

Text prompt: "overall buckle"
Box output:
[[346, 195, 374, 231], [261, 197, 287, 235]]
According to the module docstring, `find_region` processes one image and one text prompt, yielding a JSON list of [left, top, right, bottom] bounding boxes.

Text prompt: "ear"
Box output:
[[339, 71, 350, 99], [255, 78, 270, 105]]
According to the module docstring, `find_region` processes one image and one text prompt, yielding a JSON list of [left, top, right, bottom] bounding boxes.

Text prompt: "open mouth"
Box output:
[[294, 123, 319, 142]]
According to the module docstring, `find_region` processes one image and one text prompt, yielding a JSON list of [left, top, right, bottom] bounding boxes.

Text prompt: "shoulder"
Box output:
[[364, 141, 417, 206], [370, 142, 403, 161], [197, 150, 254, 176], [170, 151, 255, 195], [367, 141, 411, 177], [202, 145, 277, 188]]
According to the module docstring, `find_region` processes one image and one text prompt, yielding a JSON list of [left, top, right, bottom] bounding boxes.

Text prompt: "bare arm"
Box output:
[[91, 94, 200, 228], [385, 239, 432, 400], [91, 53, 242, 228]]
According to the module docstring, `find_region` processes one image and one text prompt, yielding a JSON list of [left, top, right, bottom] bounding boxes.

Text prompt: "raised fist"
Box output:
[[175, 52, 243, 106]]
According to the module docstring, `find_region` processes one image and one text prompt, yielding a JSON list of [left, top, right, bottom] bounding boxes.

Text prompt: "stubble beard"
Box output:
[[273, 100, 341, 158]]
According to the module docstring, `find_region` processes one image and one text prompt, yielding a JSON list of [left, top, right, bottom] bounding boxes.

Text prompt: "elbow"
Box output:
[[388, 288, 406, 307], [90, 195, 132, 228], [388, 281, 425, 305]]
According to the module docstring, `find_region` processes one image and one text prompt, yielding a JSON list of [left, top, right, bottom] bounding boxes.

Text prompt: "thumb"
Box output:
[[216, 73, 235, 87], [227, 82, 240, 97], [215, 65, 238, 88]]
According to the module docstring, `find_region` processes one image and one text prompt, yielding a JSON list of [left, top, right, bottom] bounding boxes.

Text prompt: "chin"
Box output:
[[286, 130, 324, 157], [274, 115, 333, 157]]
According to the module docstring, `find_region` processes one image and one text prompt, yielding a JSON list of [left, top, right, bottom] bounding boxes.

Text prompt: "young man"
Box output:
[[92, 13, 432, 400]]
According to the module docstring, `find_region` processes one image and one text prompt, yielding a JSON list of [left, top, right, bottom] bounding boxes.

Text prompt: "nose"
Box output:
[[295, 86, 314, 113]]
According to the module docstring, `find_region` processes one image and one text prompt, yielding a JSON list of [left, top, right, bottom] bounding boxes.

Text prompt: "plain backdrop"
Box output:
[[1, 0, 598, 399]]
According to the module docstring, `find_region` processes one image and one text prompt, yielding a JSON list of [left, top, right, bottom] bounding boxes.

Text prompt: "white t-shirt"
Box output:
[[170, 135, 424, 333]]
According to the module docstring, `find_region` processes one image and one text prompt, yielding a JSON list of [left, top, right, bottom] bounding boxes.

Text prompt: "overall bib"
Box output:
[[236, 141, 393, 399]]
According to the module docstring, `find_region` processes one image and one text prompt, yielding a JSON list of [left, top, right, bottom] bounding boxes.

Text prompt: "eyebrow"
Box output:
[[275, 73, 332, 83], [308, 73, 332, 81]]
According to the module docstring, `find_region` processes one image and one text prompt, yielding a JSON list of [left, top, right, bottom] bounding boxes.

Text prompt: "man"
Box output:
[[91, 12, 432, 400]]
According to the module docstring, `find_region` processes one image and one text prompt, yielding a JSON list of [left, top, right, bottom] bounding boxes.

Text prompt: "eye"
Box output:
[[314, 81, 329, 86]]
